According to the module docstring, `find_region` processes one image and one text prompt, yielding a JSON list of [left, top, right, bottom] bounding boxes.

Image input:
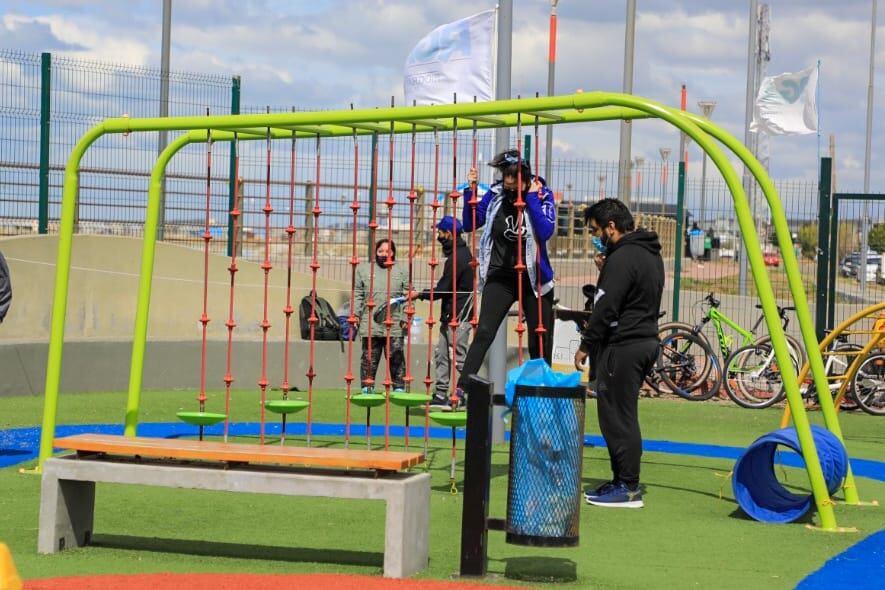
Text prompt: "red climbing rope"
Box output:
[[422, 131, 441, 455], [305, 135, 323, 447], [469, 112, 480, 330], [514, 115, 527, 365], [402, 123, 419, 449], [533, 110, 546, 357], [198, 122, 213, 416], [257, 121, 273, 444], [222, 133, 241, 442], [382, 110, 396, 450], [344, 128, 360, 448], [448, 115, 461, 406], [281, 134, 297, 398]]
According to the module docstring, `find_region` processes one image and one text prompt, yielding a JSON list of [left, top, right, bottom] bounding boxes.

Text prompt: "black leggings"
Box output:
[[458, 273, 554, 388]]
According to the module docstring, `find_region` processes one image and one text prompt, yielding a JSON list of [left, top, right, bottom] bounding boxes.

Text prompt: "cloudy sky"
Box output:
[[2, 0, 885, 192]]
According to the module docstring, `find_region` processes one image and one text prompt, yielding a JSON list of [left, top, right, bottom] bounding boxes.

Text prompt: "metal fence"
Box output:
[[3, 50, 855, 335]]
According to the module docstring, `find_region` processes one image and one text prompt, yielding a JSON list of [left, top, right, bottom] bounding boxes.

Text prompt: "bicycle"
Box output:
[[651, 293, 805, 403], [723, 331, 852, 411]]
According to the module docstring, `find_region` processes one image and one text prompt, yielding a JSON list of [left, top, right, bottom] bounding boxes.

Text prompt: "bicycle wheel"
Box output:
[[645, 322, 696, 394], [656, 330, 717, 400], [852, 352, 885, 416], [804, 343, 863, 410], [754, 333, 805, 370], [724, 344, 795, 409]]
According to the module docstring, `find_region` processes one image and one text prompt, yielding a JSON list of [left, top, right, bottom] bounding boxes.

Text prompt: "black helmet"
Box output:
[[488, 149, 532, 180]]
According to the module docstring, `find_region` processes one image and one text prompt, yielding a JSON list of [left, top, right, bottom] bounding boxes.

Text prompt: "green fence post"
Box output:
[[38, 52, 51, 234], [815, 157, 832, 341], [671, 161, 686, 322], [226, 75, 241, 256], [827, 195, 839, 331]]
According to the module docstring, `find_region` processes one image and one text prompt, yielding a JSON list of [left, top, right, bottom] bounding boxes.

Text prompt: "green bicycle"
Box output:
[[652, 293, 805, 403]]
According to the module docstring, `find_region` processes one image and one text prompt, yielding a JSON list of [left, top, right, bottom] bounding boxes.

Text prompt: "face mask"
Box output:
[[376, 255, 390, 268], [591, 236, 607, 256], [437, 235, 451, 246]]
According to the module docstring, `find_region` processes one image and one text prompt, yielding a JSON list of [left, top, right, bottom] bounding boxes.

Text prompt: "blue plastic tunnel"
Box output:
[[732, 425, 848, 523]]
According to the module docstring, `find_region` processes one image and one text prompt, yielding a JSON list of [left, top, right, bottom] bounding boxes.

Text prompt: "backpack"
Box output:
[[299, 292, 341, 342]]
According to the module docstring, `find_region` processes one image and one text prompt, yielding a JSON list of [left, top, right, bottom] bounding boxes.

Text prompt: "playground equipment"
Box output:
[[37, 91, 859, 533]]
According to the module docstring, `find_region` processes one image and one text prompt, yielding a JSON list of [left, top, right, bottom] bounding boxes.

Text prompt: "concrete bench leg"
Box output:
[[382, 472, 430, 578], [38, 474, 95, 554]]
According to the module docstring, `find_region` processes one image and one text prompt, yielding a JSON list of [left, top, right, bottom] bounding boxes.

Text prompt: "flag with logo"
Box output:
[[403, 9, 495, 106], [750, 66, 818, 135]]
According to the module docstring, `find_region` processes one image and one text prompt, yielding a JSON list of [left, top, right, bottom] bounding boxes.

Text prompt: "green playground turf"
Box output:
[[1, 390, 884, 589]]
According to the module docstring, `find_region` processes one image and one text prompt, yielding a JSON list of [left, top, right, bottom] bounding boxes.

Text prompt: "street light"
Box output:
[[658, 147, 672, 215], [697, 100, 716, 227]]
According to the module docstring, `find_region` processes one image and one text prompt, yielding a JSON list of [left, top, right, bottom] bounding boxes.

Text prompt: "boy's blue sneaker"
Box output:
[[583, 481, 616, 501], [585, 482, 643, 508]]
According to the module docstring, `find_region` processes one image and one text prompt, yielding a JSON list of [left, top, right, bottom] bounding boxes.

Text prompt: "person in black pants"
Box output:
[[574, 198, 664, 509], [411, 215, 475, 409], [456, 149, 557, 400]]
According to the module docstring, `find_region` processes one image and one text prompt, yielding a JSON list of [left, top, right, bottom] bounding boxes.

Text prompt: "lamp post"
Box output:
[[697, 100, 717, 227], [658, 147, 671, 215]]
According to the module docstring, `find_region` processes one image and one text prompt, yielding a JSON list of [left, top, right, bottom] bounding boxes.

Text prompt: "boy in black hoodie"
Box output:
[[574, 199, 664, 508], [413, 216, 475, 409]]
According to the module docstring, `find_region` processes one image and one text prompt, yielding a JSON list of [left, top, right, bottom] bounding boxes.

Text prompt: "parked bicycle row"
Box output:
[[646, 293, 884, 416]]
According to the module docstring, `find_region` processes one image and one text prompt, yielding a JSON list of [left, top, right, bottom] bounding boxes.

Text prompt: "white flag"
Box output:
[[403, 10, 495, 106], [750, 66, 818, 135]]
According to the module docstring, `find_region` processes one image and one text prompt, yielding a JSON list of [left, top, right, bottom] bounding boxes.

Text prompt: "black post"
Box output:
[[827, 196, 840, 332], [459, 375, 493, 577], [815, 157, 832, 341]]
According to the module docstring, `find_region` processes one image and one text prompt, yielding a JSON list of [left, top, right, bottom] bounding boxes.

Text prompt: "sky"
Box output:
[[2, 0, 885, 193]]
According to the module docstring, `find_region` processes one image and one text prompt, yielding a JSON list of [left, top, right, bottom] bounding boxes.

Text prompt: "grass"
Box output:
[[1, 389, 884, 589]]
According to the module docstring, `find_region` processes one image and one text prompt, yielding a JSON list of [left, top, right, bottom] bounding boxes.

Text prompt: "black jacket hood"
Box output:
[[607, 229, 662, 256]]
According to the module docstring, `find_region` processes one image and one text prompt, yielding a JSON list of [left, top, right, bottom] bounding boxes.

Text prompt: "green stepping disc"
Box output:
[[264, 399, 310, 415], [350, 393, 387, 408], [176, 411, 227, 427], [429, 411, 467, 428], [390, 393, 433, 408]]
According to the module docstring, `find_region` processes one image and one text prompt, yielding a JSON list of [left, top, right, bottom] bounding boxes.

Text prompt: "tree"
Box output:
[[869, 223, 885, 253], [798, 223, 817, 259]]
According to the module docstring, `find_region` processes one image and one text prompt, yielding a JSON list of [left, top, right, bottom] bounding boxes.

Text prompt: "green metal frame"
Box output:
[[37, 91, 850, 529]]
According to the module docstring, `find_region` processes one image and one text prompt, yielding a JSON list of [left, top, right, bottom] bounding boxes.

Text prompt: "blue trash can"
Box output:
[[506, 384, 586, 547]]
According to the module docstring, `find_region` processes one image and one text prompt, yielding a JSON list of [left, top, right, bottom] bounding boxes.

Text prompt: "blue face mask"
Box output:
[[591, 236, 607, 255]]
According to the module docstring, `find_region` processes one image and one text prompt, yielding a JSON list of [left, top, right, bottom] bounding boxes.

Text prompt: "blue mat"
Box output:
[[797, 529, 885, 589]]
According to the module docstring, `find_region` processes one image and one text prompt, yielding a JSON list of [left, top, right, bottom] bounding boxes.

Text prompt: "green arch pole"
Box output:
[[36, 124, 106, 472], [685, 113, 861, 506], [124, 132, 197, 436], [34, 92, 840, 529]]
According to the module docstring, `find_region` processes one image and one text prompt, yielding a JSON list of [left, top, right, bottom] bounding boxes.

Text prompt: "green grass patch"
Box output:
[[2, 390, 884, 589]]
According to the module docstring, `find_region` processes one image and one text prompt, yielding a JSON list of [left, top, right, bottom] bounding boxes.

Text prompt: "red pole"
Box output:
[[257, 121, 273, 445]]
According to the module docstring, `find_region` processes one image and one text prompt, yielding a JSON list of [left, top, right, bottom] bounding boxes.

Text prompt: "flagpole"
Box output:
[[738, 0, 759, 296], [617, 0, 636, 207], [487, 0, 512, 446], [544, 0, 558, 182], [860, 0, 877, 296]]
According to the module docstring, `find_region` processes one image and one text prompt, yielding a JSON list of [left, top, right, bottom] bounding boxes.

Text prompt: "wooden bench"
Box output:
[[39, 434, 430, 578]]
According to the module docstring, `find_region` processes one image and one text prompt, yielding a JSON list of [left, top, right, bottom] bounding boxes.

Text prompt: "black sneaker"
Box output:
[[429, 394, 450, 410]]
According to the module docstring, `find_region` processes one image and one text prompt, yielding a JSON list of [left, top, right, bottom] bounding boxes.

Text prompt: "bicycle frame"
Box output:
[[703, 307, 757, 359]]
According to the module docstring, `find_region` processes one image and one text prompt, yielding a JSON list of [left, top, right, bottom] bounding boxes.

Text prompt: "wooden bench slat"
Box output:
[[53, 434, 424, 471]]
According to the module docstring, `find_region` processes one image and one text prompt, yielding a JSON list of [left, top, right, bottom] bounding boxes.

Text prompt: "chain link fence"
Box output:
[[4, 50, 854, 334]]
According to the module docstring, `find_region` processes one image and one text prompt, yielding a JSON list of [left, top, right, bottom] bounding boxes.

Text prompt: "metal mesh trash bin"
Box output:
[[506, 385, 586, 547]]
